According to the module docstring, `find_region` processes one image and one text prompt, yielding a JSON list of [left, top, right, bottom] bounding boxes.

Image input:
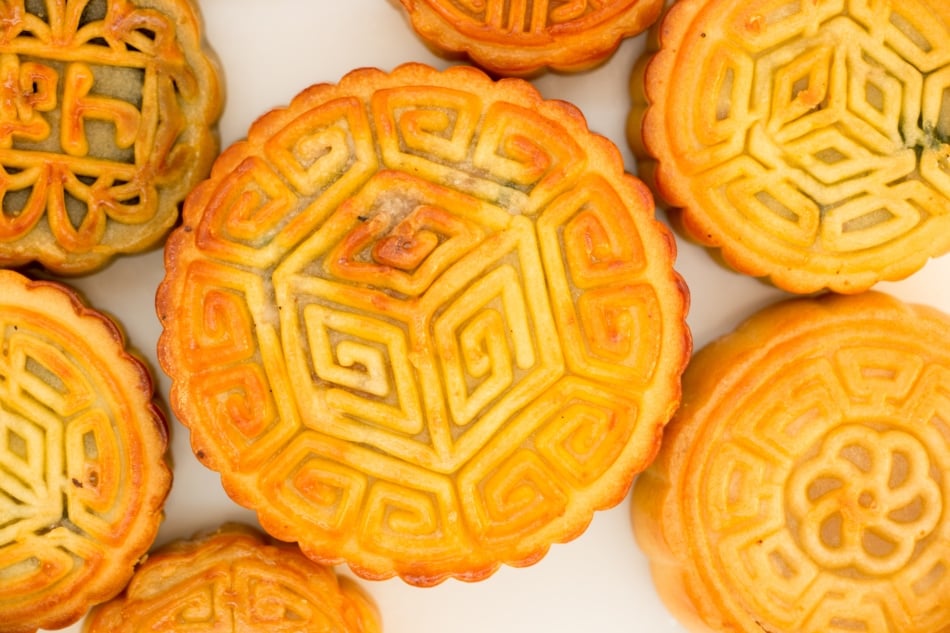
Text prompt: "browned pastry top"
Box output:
[[0, 268, 170, 633], [631, 0, 950, 293], [157, 62, 690, 585], [0, 0, 221, 274]]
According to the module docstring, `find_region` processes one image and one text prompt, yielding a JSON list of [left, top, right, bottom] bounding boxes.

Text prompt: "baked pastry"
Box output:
[[0, 269, 170, 633], [0, 0, 221, 274], [157, 62, 690, 585], [397, 0, 663, 76], [83, 523, 381, 633], [630, 0, 950, 294], [633, 291, 950, 633]]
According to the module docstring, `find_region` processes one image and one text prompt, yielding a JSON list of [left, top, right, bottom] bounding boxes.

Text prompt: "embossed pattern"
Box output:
[[84, 524, 381, 633], [0, 0, 221, 273], [158, 63, 690, 585], [0, 269, 170, 633], [398, 0, 663, 75], [633, 292, 950, 633], [634, 0, 950, 293]]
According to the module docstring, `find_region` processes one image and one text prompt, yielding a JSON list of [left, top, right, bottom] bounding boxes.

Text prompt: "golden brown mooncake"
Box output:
[[83, 523, 382, 633], [630, 0, 950, 294], [0, 0, 221, 275], [157, 62, 691, 585], [633, 291, 950, 633], [0, 269, 170, 633], [397, 0, 663, 76]]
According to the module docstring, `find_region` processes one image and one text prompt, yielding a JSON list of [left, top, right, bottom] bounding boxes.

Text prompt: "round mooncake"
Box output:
[[397, 0, 663, 76], [0, 0, 222, 274], [83, 523, 381, 633], [157, 62, 690, 585], [0, 269, 170, 633], [633, 291, 950, 633], [630, 0, 950, 294]]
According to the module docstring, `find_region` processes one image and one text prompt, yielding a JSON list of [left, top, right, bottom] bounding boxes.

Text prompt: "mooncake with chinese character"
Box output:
[[633, 291, 950, 633], [0, 0, 221, 274], [83, 523, 381, 633], [157, 62, 691, 585], [397, 0, 663, 76], [0, 269, 170, 633], [629, 0, 950, 293]]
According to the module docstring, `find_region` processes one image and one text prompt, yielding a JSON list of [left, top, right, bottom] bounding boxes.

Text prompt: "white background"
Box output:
[[49, 1, 949, 631]]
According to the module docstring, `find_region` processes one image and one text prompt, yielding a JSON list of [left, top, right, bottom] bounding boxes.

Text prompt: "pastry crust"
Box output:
[[83, 523, 381, 633], [630, 0, 950, 294], [0, 0, 222, 274], [0, 269, 170, 633], [157, 62, 690, 585], [398, 0, 663, 76], [633, 291, 950, 633]]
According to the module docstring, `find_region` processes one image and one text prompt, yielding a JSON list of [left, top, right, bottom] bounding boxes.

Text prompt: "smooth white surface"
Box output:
[[48, 1, 949, 631]]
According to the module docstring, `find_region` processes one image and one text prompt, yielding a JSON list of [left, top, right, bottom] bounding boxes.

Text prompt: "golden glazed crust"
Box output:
[[630, 0, 950, 294], [398, 0, 663, 76], [83, 523, 381, 633], [0, 269, 170, 633], [0, 0, 222, 274], [633, 291, 950, 633], [157, 62, 690, 585]]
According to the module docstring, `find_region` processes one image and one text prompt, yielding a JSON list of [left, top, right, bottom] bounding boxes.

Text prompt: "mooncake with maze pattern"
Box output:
[[0, 268, 170, 633], [83, 523, 381, 633], [397, 0, 663, 76], [633, 291, 950, 633], [0, 0, 222, 274], [157, 62, 691, 585], [630, 0, 950, 294]]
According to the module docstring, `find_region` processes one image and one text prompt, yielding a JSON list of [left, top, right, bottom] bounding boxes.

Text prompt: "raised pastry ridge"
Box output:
[[399, 0, 663, 75], [635, 0, 950, 293], [83, 524, 381, 633], [0, 0, 221, 274], [633, 292, 950, 633], [0, 269, 170, 633], [158, 63, 690, 585]]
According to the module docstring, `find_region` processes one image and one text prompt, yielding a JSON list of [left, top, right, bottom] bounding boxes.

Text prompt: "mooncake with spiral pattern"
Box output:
[[0, 0, 222, 274], [629, 0, 950, 293], [157, 62, 691, 585], [633, 291, 950, 633], [397, 0, 663, 76], [83, 523, 381, 633], [0, 268, 170, 633]]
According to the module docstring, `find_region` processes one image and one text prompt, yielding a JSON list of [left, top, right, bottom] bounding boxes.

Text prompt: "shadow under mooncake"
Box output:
[[157, 62, 691, 586]]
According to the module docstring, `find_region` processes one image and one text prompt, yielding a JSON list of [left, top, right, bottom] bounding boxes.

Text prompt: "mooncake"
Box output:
[[630, 0, 950, 294], [397, 0, 663, 76], [83, 523, 381, 633], [0, 269, 170, 633], [0, 0, 222, 274], [157, 62, 690, 585], [633, 291, 950, 633]]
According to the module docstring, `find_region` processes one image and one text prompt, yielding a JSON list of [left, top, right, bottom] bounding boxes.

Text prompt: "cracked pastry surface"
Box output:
[[83, 523, 381, 633], [397, 0, 663, 76], [0, 269, 170, 633], [633, 291, 950, 633], [0, 0, 222, 274], [157, 62, 690, 586], [630, 0, 950, 294]]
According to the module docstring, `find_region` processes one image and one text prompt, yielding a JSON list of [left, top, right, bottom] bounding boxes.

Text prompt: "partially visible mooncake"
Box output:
[[633, 291, 950, 633], [0, 269, 170, 633], [630, 0, 950, 294], [398, 0, 663, 76], [157, 62, 691, 585], [0, 0, 222, 274], [83, 523, 381, 633]]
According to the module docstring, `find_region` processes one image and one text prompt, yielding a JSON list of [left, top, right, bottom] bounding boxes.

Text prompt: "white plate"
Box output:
[[51, 1, 950, 631]]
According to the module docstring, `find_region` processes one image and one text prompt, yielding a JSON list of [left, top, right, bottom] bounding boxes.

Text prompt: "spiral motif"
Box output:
[[159, 64, 688, 584]]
